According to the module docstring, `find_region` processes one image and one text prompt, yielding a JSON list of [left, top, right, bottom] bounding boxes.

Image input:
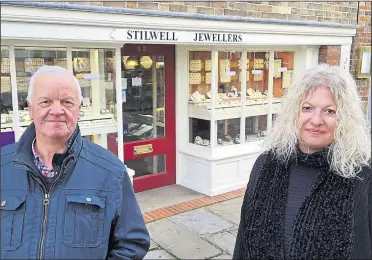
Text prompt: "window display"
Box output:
[[217, 118, 240, 146], [188, 51, 212, 146], [245, 115, 268, 142], [188, 51, 212, 105], [187, 49, 293, 148], [190, 118, 210, 146], [121, 55, 166, 142], [216, 51, 242, 107], [246, 51, 269, 105], [72, 48, 117, 141], [1, 46, 13, 132], [273, 51, 295, 98]]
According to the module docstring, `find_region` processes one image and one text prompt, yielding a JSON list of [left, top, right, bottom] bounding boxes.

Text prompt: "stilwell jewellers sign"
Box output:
[[111, 29, 244, 44]]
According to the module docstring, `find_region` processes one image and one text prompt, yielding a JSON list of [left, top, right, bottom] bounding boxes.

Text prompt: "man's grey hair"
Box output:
[[264, 63, 371, 178], [27, 66, 83, 105]]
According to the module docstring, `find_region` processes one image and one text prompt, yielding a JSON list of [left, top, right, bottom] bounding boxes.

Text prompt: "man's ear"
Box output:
[[78, 104, 82, 120]]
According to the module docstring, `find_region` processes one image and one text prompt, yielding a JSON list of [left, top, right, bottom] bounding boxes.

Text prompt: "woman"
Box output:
[[233, 64, 371, 259]]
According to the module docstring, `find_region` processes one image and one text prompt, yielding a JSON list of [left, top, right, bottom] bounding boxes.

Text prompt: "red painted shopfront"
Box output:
[[108, 44, 176, 192]]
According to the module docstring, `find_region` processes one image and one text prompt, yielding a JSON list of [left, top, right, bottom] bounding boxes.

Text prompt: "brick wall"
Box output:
[[80, 1, 360, 24], [350, 2, 371, 112]]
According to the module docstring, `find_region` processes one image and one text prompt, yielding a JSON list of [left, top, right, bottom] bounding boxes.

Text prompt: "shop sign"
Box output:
[[111, 29, 244, 44]]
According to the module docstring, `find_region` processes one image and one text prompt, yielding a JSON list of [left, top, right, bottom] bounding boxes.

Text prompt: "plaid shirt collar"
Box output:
[[32, 138, 58, 178]]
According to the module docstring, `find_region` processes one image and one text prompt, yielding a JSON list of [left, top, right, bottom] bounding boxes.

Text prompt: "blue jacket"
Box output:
[[1, 124, 150, 259]]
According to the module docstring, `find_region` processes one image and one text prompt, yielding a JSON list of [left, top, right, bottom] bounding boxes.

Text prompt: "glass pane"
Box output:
[[14, 47, 68, 133], [217, 118, 241, 146], [122, 55, 165, 142], [188, 51, 212, 145], [72, 48, 117, 149], [1, 46, 13, 132], [190, 118, 211, 146], [216, 51, 242, 107], [246, 51, 269, 105], [273, 51, 295, 102], [126, 154, 166, 178], [245, 115, 268, 142]]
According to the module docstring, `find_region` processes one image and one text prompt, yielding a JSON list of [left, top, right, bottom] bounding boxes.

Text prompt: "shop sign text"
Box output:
[[116, 29, 244, 44]]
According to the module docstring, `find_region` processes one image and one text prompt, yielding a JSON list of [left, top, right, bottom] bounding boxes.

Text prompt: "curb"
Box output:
[[143, 187, 246, 223]]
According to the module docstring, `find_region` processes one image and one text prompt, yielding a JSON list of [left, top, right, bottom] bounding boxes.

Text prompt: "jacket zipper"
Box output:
[[39, 193, 50, 260], [12, 160, 68, 260]]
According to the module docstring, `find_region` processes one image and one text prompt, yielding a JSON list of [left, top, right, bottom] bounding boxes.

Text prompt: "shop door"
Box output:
[[121, 44, 175, 192]]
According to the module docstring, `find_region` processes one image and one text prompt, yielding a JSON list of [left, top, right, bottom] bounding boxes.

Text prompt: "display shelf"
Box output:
[[188, 102, 282, 121], [79, 114, 115, 121], [0, 123, 14, 129], [1, 128, 13, 132], [79, 118, 117, 136]]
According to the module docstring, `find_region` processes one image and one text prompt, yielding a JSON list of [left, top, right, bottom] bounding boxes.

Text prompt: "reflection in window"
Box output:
[[121, 55, 165, 142], [125, 154, 166, 178], [1, 46, 13, 132]]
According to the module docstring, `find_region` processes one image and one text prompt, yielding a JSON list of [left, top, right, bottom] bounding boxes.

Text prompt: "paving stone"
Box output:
[[168, 208, 235, 236], [147, 219, 221, 259], [149, 239, 159, 250], [206, 197, 244, 225], [211, 254, 232, 259], [144, 249, 175, 259], [206, 232, 236, 255], [229, 228, 239, 236]]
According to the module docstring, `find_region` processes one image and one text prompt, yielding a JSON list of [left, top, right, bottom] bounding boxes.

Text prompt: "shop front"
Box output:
[[1, 2, 356, 195]]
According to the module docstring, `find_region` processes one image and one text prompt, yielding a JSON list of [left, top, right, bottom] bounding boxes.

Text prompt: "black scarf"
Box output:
[[243, 147, 356, 259]]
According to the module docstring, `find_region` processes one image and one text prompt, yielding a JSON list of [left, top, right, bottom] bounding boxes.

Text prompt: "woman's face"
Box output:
[[298, 86, 337, 154]]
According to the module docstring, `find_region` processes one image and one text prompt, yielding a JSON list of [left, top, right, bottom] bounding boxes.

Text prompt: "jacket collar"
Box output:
[[14, 122, 83, 171]]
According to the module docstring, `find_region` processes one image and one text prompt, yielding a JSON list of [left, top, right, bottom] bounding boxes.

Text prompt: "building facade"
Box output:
[[1, 1, 370, 196]]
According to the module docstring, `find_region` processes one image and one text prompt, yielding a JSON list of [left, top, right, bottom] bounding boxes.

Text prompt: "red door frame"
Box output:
[[121, 44, 176, 192]]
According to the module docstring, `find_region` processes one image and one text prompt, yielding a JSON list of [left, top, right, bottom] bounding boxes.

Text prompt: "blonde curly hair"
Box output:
[[265, 64, 371, 178]]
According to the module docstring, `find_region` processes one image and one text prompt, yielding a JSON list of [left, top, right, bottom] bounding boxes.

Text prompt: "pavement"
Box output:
[[137, 186, 244, 260]]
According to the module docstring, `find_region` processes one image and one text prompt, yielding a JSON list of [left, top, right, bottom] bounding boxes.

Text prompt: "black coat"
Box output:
[[233, 153, 372, 259]]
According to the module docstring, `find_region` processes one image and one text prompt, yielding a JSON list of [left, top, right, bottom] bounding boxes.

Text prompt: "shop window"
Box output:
[[273, 51, 295, 99], [245, 115, 268, 142], [246, 51, 269, 104], [125, 154, 166, 178], [189, 117, 210, 146], [1, 46, 12, 132], [14, 47, 67, 130], [187, 49, 293, 147], [188, 51, 212, 146], [72, 48, 117, 149], [244, 51, 270, 143], [121, 55, 165, 142], [217, 118, 241, 146]]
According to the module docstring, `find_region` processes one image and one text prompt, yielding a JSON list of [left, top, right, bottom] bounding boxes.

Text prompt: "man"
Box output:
[[1, 66, 150, 259]]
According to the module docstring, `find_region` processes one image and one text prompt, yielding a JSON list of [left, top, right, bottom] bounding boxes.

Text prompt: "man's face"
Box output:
[[28, 73, 81, 140]]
